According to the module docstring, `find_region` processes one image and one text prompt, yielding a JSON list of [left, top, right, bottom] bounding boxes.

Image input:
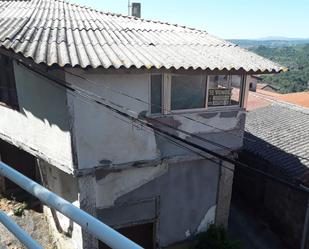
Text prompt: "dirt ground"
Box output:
[[0, 197, 56, 249]]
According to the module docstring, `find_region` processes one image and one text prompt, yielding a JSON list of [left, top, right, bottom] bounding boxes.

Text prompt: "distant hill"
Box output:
[[229, 39, 309, 48], [249, 45, 309, 93]]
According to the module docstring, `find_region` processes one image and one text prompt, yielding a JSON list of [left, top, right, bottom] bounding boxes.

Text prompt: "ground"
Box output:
[[0, 196, 56, 249]]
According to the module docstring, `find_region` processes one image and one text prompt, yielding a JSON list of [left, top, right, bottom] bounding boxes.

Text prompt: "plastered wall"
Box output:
[[66, 70, 246, 170], [95, 159, 220, 247], [0, 63, 74, 173]]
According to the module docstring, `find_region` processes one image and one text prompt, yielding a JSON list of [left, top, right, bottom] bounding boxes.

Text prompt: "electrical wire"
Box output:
[[30, 64, 235, 173], [19, 61, 309, 194], [64, 69, 256, 143], [32, 66, 236, 153]]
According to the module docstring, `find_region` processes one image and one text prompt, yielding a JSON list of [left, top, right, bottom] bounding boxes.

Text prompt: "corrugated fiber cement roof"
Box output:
[[0, 0, 285, 71]]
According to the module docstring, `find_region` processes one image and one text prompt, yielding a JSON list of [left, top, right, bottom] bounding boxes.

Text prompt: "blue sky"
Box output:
[[70, 0, 309, 39]]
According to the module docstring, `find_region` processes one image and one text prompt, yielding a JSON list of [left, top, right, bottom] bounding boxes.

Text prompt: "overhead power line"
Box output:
[[64, 69, 256, 143], [19, 61, 309, 194]]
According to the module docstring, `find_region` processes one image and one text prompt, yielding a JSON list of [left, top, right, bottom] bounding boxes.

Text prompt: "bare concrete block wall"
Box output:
[[215, 160, 235, 228]]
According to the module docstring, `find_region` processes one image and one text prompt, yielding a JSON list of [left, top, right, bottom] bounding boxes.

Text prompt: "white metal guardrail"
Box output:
[[0, 161, 143, 249]]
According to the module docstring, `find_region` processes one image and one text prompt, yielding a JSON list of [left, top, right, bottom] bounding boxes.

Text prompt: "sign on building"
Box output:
[[208, 89, 231, 106]]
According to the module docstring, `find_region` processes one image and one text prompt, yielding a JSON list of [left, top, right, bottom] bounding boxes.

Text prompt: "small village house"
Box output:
[[0, 0, 284, 248]]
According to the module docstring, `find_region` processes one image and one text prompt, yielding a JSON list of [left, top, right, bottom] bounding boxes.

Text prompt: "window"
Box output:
[[0, 54, 18, 109], [208, 75, 242, 107], [150, 73, 244, 114], [171, 75, 206, 110], [150, 75, 162, 114]]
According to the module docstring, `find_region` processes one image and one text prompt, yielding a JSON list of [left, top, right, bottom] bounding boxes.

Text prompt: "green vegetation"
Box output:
[[13, 202, 28, 216], [250, 44, 309, 93], [192, 224, 242, 249]]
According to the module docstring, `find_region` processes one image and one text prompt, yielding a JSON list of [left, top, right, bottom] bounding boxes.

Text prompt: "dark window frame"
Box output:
[[150, 74, 163, 114], [0, 54, 19, 110]]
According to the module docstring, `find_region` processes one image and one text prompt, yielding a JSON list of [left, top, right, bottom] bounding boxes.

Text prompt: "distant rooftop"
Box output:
[[247, 89, 309, 110]]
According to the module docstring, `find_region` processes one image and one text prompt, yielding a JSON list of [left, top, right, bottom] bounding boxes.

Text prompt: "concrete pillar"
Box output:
[[79, 176, 99, 249], [215, 161, 234, 228]]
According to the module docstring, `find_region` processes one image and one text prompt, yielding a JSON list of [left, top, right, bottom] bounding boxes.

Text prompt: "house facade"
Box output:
[[0, 0, 283, 248]]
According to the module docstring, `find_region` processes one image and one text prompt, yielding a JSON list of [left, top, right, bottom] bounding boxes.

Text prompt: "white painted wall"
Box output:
[[65, 71, 158, 169], [0, 63, 73, 173]]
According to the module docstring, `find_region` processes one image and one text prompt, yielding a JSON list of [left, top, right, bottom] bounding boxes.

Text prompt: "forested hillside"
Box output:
[[229, 39, 309, 48], [249, 45, 309, 93]]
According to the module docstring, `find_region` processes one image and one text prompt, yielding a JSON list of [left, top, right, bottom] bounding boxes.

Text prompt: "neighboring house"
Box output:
[[0, 0, 283, 248], [244, 75, 261, 92], [256, 83, 279, 93], [234, 93, 309, 248]]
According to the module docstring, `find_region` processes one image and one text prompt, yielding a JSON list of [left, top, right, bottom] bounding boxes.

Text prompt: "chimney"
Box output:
[[131, 3, 141, 18]]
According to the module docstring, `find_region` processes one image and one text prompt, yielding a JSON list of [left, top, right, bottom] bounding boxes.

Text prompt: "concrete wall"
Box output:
[[94, 159, 220, 248], [66, 70, 245, 170], [39, 160, 83, 249], [152, 110, 245, 159], [65, 71, 158, 169], [0, 63, 73, 173], [63, 71, 241, 247]]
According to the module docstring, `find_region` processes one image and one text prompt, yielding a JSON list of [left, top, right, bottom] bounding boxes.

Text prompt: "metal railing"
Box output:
[[0, 161, 143, 249]]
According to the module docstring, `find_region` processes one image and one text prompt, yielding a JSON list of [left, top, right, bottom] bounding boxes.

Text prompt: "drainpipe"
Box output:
[[301, 185, 309, 249]]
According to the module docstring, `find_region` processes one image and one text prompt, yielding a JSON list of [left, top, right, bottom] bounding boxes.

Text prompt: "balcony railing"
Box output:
[[0, 161, 143, 249]]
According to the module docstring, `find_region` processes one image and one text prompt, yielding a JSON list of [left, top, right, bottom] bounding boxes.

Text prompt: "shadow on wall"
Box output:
[[14, 63, 70, 132], [232, 133, 309, 249]]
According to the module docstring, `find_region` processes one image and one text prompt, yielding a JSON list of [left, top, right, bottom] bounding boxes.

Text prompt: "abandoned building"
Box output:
[[0, 0, 284, 248]]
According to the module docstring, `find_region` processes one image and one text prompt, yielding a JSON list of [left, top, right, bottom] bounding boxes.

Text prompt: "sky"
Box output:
[[69, 0, 309, 39]]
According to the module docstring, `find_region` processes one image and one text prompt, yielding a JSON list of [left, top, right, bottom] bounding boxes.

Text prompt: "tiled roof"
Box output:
[[246, 89, 309, 110], [244, 103, 309, 183], [279, 92, 309, 108], [0, 0, 284, 71]]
